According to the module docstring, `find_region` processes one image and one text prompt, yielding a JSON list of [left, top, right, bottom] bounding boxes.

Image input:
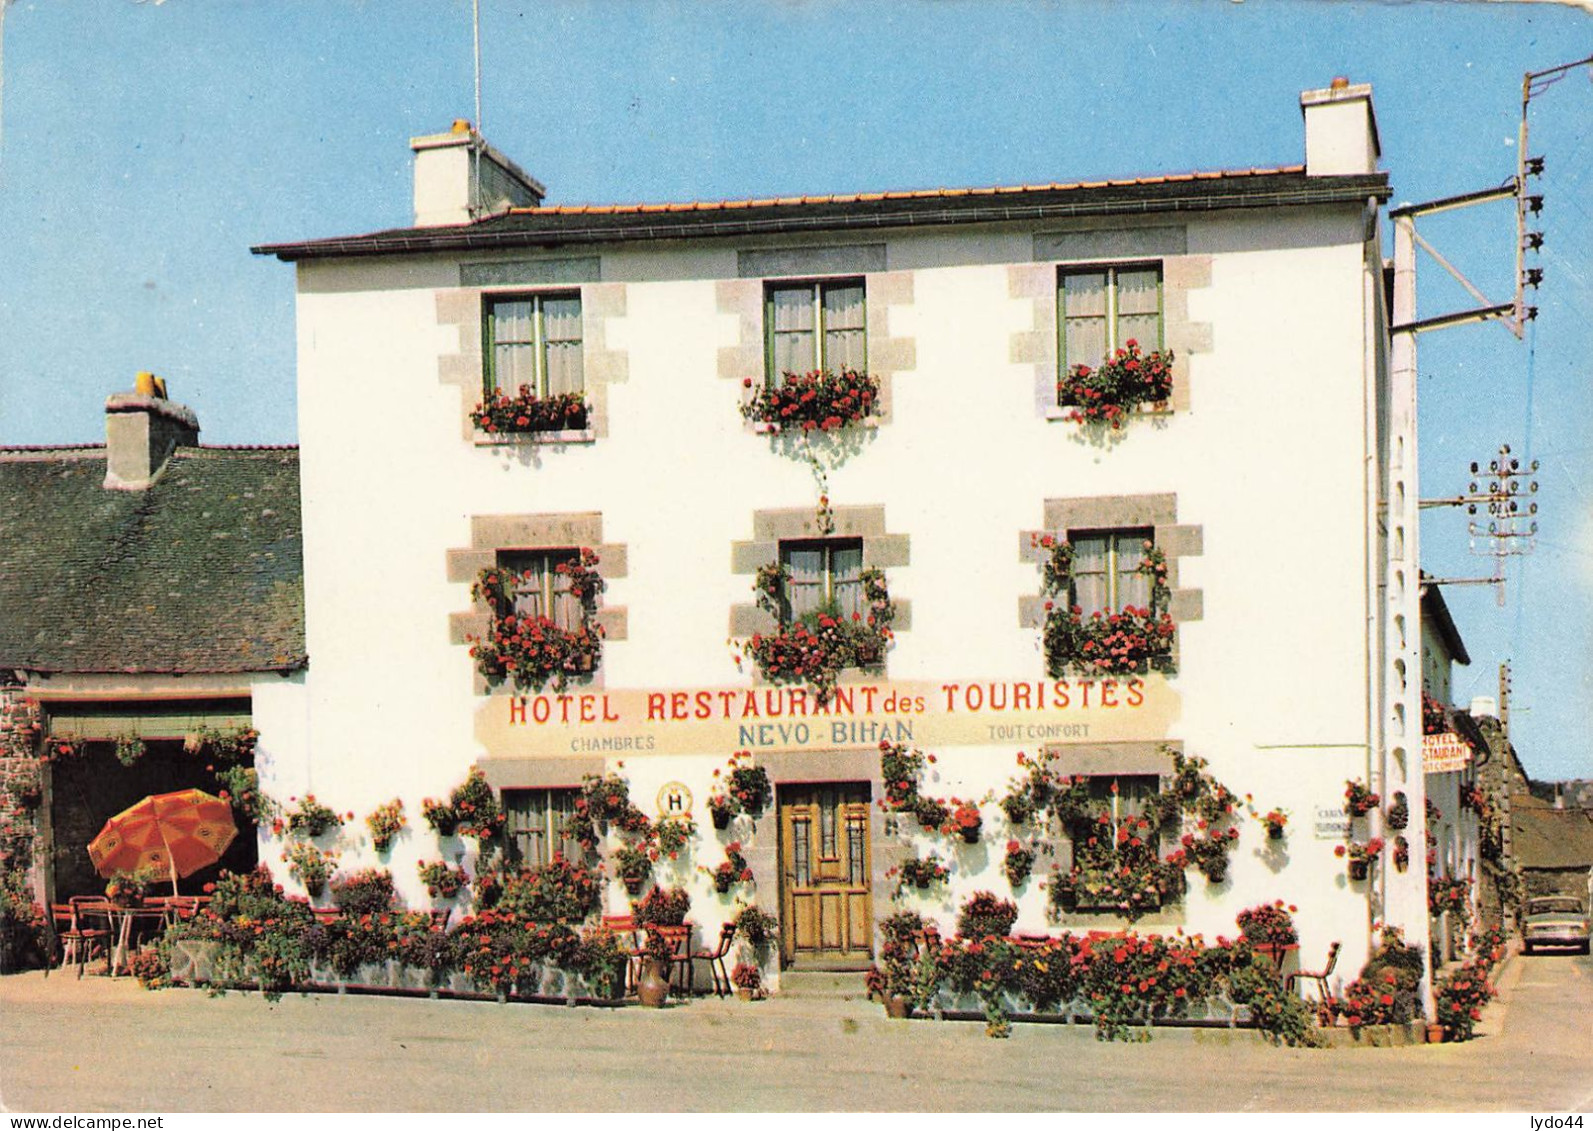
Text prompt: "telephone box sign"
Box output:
[[475, 676, 1179, 758], [1422, 731, 1473, 774]]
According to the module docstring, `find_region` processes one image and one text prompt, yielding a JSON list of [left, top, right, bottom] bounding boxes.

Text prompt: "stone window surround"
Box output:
[[729, 505, 911, 642], [447, 511, 628, 693], [436, 263, 630, 445], [716, 254, 917, 429], [1009, 222, 1213, 420], [1018, 492, 1204, 632]]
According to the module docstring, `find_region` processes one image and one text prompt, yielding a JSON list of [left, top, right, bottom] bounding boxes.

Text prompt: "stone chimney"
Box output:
[[1300, 77, 1381, 176], [410, 119, 545, 227], [103, 373, 200, 490]]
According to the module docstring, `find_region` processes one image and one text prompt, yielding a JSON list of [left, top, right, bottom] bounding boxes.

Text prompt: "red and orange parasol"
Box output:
[[87, 788, 238, 894]]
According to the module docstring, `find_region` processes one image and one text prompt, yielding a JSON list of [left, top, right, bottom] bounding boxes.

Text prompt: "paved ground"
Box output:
[[2, 949, 1590, 1112]]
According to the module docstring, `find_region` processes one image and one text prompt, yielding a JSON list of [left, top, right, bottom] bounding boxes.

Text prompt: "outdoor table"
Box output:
[[83, 902, 167, 977]]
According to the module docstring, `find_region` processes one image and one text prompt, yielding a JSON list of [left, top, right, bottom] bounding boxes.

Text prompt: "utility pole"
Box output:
[[1499, 660, 1512, 741]]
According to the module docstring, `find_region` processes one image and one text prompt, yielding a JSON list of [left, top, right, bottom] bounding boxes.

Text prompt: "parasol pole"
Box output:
[[156, 822, 180, 896]]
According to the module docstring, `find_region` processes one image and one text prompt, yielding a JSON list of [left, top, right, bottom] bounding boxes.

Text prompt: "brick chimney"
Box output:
[[410, 119, 545, 227], [1300, 77, 1381, 176], [103, 372, 200, 490]]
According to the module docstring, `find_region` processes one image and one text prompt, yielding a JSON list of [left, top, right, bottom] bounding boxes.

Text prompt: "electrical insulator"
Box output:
[[1526, 195, 1544, 215], [1525, 232, 1544, 250], [1527, 306, 1539, 321], [1525, 156, 1545, 176], [1525, 268, 1544, 288]]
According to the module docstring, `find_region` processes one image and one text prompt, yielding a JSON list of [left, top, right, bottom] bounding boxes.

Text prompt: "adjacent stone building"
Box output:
[[0, 385, 304, 909]]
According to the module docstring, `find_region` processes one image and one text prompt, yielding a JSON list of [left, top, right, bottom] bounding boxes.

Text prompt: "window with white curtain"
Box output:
[[495, 549, 582, 630], [1058, 265, 1162, 378], [1068, 530, 1154, 617], [765, 280, 866, 381], [779, 538, 864, 621], [484, 293, 584, 397]]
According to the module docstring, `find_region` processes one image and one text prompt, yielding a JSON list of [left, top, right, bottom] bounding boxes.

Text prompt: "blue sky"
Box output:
[[0, 0, 1589, 780]]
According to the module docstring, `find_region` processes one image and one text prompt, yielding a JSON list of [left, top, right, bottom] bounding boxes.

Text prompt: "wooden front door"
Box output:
[[779, 783, 872, 966]]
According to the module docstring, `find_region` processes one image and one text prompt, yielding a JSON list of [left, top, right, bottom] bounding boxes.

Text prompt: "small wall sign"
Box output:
[[1315, 806, 1351, 839], [657, 782, 693, 817]]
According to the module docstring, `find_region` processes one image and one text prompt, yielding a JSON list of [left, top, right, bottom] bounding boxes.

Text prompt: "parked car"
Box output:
[[1521, 896, 1591, 955]]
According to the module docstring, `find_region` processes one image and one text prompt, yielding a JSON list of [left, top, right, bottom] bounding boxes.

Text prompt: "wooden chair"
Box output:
[[601, 915, 643, 994], [649, 924, 693, 998], [691, 922, 738, 998], [1286, 941, 1341, 1005], [50, 902, 109, 980]]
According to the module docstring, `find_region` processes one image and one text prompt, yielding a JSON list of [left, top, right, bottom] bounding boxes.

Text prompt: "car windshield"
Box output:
[[1527, 898, 1585, 915]]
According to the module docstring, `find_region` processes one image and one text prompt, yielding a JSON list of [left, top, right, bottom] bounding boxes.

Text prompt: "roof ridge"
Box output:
[[507, 164, 1311, 217]]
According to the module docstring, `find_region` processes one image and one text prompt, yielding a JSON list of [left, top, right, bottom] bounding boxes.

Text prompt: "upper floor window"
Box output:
[[780, 538, 864, 621], [495, 549, 583, 631], [1069, 529, 1154, 617], [484, 293, 584, 397], [503, 787, 580, 866], [1058, 265, 1162, 375], [766, 280, 866, 381]]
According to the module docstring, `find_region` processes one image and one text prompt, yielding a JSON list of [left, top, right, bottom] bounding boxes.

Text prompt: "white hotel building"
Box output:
[[253, 80, 1428, 991]]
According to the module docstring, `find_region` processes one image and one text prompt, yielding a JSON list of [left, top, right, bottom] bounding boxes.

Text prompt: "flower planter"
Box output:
[[959, 827, 981, 845], [884, 995, 912, 1019], [623, 877, 645, 897], [710, 808, 732, 831], [735, 986, 759, 1002], [1426, 1023, 1445, 1044], [1348, 860, 1370, 882], [1267, 825, 1285, 841]]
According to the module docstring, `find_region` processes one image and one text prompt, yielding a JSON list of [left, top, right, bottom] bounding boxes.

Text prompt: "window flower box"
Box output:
[[745, 563, 894, 703], [470, 388, 590, 437], [468, 551, 605, 694], [740, 368, 880, 433], [1056, 340, 1173, 429]]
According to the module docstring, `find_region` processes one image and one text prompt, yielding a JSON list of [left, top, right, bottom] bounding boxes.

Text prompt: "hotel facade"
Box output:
[[253, 80, 1429, 991]]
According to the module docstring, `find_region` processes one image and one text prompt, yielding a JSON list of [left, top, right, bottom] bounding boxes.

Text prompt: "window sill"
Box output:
[[751, 416, 879, 436], [473, 429, 597, 447], [1044, 406, 1173, 423]]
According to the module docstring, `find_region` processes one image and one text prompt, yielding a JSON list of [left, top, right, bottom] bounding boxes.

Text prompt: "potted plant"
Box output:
[[1344, 779, 1380, 818], [1259, 808, 1289, 841], [614, 840, 654, 896], [724, 752, 773, 818], [731, 961, 764, 1001], [892, 854, 950, 895], [706, 792, 736, 831], [365, 798, 406, 854], [1235, 900, 1298, 949], [632, 886, 691, 928], [417, 859, 468, 899], [421, 797, 461, 837], [706, 842, 753, 895], [1336, 837, 1384, 881], [956, 891, 1018, 939], [282, 794, 346, 839], [1386, 791, 1410, 832], [945, 799, 982, 844], [1002, 840, 1036, 887], [732, 904, 778, 952]]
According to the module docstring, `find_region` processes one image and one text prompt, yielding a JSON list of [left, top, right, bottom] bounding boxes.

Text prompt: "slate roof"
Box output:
[[1513, 807, 1593, 872], [0, 446, 305, 674], [254, 167, 1391, 262]]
